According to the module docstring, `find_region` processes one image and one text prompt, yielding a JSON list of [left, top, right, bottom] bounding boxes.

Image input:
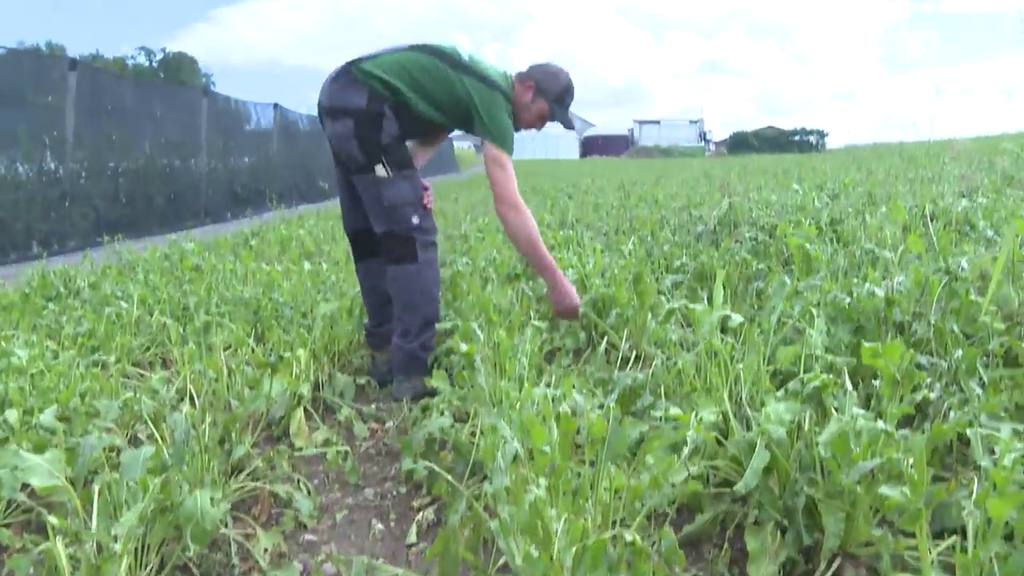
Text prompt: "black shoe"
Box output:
[[369, 350, 393, 388], [391, 377, 437, 402]]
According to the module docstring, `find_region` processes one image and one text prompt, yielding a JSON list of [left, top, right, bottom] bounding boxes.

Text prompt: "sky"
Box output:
[[3, 0, 1023, 147]]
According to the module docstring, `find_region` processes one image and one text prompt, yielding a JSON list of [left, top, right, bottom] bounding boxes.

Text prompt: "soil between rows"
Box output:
[[268, 379, 747, 576], [274, 383, 436, 576]]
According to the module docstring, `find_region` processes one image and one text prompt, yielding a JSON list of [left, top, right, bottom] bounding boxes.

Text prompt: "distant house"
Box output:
[[631, 118, 708, 148]]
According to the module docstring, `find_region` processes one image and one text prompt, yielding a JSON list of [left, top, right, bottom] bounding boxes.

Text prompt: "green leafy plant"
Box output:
[[1, 132, 1022, 576]]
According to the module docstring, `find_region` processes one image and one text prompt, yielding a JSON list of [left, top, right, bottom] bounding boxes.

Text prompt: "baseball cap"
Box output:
[[523, 63, 575, 130]]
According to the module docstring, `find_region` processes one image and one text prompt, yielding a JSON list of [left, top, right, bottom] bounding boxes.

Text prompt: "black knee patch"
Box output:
[[379, 231, 418, 265], [347, 229, 381, 263]]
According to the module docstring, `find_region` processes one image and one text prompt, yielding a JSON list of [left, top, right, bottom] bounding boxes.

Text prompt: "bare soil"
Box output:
[[279, 385, 445, 576], [269, 382, 750, 576]]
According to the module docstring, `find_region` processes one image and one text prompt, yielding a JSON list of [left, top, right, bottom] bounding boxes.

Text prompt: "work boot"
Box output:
[[369, 349, 393, 388], [391, 377, 437, 402]]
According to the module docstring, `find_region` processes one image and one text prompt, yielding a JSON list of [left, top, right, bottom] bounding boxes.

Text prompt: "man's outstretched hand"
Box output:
[[547, 272, 581, 320], [422, 180, 433, 211]]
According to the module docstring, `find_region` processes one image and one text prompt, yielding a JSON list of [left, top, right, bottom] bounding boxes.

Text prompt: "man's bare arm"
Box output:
[[481, 140, 563, 286]]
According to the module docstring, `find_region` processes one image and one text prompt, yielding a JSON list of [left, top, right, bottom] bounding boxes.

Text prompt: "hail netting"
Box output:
[[0, 47, 462, 267]]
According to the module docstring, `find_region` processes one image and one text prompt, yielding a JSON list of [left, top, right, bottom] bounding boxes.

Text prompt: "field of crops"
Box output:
[[1, 134, 1022, 576]]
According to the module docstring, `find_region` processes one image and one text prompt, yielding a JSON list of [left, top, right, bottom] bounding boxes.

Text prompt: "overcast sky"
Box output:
[[4, 0, 1023, 147]]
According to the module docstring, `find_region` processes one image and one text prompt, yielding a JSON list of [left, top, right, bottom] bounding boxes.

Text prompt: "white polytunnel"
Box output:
[[450, 111, 595, 160]]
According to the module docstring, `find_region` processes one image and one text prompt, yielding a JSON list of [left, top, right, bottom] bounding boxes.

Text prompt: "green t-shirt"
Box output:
[[350, 44, 516, 155]]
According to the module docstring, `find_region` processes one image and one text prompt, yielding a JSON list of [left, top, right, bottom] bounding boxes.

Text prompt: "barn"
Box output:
[[631, 118, 708, 149], [580, 131, 632, 158]]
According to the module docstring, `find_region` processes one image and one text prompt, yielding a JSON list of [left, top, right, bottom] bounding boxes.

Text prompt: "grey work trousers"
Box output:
[[316, 65, 440, 380]]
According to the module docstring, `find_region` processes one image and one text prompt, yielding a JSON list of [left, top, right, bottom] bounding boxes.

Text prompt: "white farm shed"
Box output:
[[513, 126, 581, 159], [450, 112, 595, 160], [632, 118, 707, 148]]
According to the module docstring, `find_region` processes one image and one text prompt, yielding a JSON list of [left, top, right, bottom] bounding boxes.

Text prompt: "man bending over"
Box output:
[[316, 43, 581, 402]]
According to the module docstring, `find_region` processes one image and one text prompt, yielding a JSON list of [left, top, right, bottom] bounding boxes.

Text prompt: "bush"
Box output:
[[624, 145, 706, 159]]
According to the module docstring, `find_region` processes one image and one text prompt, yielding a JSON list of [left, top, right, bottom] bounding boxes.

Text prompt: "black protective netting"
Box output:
[[0, 50, 460, 266], [70, 62, 206, 243], [0, 50, 70, 260]]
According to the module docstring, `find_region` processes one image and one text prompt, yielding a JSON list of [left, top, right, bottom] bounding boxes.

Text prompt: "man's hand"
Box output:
[[546, 272, 581, 320], [421, 180, 433, 210]]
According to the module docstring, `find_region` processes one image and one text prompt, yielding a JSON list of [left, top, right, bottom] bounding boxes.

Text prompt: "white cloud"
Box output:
[[935, 0, 1024, 14], [165, 0, 1024, 147]]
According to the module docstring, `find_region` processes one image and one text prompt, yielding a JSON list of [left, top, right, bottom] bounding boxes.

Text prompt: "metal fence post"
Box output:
[[199, 87, 209, 220], [271, 102, 281, 154], [64, 57, 78, 180]]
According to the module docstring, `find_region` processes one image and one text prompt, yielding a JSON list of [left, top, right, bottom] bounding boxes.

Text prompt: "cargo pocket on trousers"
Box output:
[[375, 175, 435, 266], [378, 175, 433, 234]]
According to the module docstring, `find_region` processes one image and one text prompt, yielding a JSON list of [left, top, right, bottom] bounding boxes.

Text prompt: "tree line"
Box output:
[[723, 126, 829, 155], [10, 40, 215, 90], [0, 39, 263, 169]]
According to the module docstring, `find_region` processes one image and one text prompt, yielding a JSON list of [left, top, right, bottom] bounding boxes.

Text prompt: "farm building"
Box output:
[[632, 118, 708, 149], [513, 125, 583, 159], [451, 111, 595, 160], [580, 131, 632, 158]]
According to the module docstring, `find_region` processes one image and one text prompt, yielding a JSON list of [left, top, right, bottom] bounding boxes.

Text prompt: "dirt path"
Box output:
[[282, 387, 440, 576]]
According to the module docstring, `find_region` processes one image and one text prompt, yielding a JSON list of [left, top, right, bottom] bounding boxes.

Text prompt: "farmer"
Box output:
[[316, 44, 582, 402]]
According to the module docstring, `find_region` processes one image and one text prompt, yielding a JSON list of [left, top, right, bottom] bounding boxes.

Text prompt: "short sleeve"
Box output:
[[470, 95, 515, 156]]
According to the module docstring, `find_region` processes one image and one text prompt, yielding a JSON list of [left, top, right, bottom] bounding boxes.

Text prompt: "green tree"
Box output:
[[12, 39, 68, 57], [724, 126, 829, 155], [13, 40, 216, 90], [724, 130, 756, 154], [4, 39, 255, 157]]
